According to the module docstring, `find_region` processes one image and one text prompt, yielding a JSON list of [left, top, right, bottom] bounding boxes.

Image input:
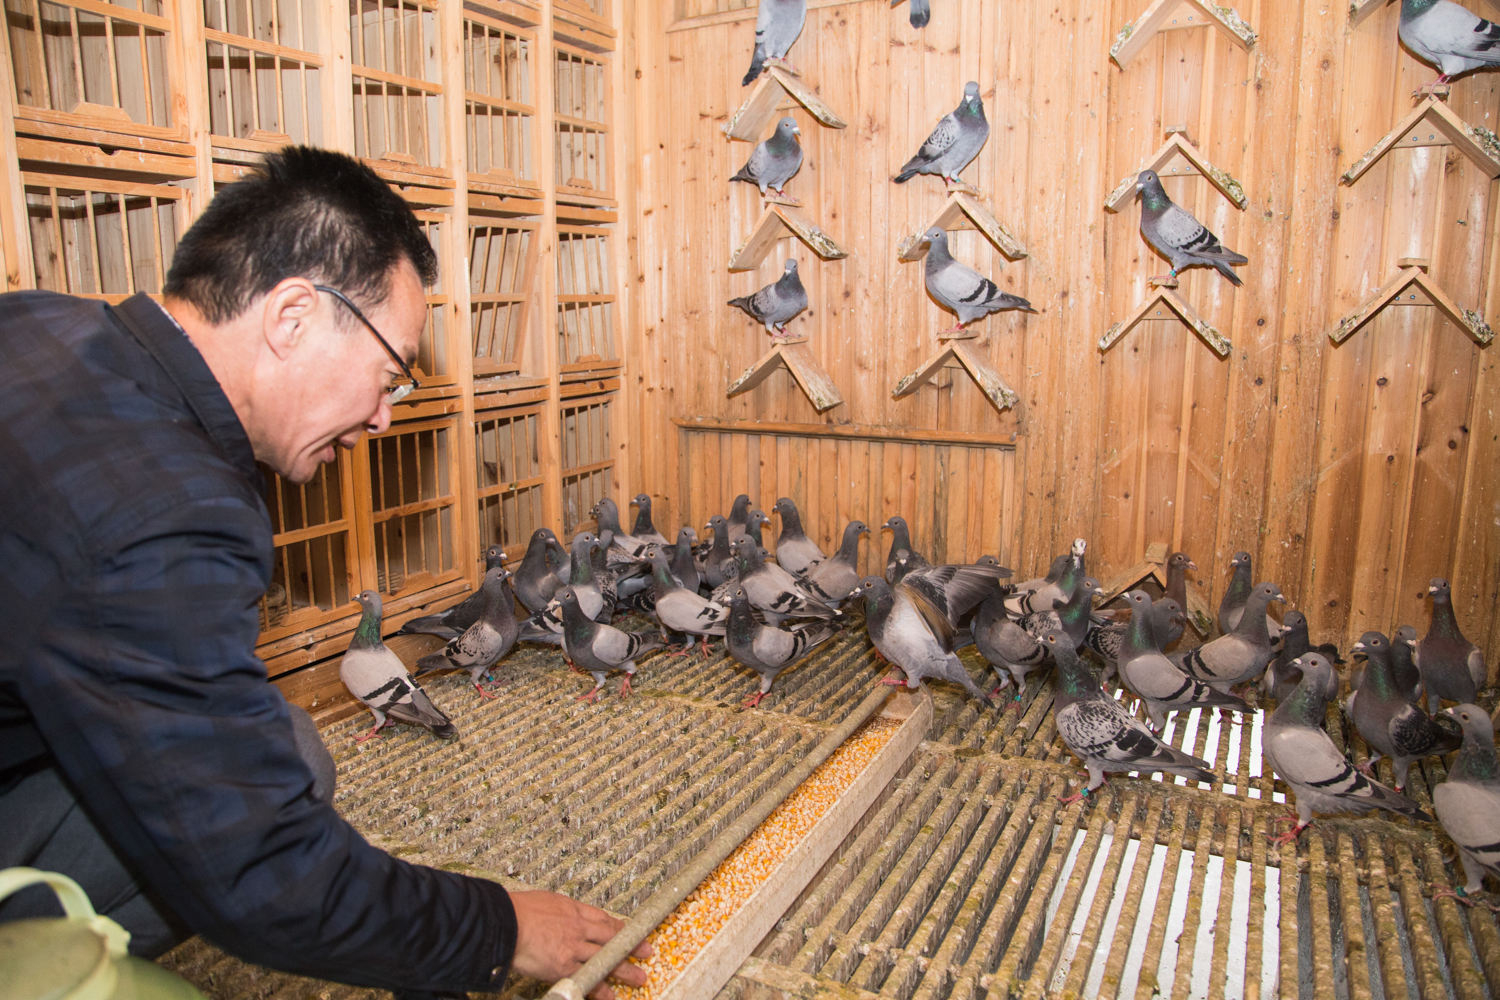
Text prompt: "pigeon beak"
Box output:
[[1187, 560, 1199, 572], [1351, 641, 1368, 655]]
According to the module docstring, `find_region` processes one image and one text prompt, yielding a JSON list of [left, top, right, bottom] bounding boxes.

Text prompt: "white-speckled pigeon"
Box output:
[[894, 82, 987, 189], [559, 587, 663, 701], [731, 117, 803, 202], [341, 590, 456, 742], [1264, 653, 1430, 843], [1135, 169, 1247, 287], [415, 567, 520, 700], [729, 260, 807, 342], [742, 0, 806, 85], [1415, 577, 1487, 705], [726, 585, 837, 707], [1433, 703, 1500, 902], [1347, 630, 1461, 791], [851, 574, 994, 707], [1400, 0, 1500, 88], [922, 228, 1033, 334], [770, 496, 825, 577]]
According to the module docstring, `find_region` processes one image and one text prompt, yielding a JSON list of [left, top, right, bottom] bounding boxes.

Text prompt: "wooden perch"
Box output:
[[1341, 96, 1500, 184], [896, 191, 1028, 261], [1096, 543, 1213, 638], [1111, 0, 1256, 67], [1104, 131, 1248, 212], [723, 66, 847, 142], [892, 341, 1019, 412], [1100, 288, 1232, 357], [728, 204, 848, 271], [727, 342, 844, 412], [1325, 265, 1495, 345]]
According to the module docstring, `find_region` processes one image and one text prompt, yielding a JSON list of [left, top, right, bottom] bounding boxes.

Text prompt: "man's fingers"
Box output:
[[611, 957, 649, 986], [631, 939, 654, 960]]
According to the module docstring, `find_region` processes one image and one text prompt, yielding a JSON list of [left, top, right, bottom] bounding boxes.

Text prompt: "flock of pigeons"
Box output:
[[337, 491, 1499, 908], [725, 0, 1500, 340]]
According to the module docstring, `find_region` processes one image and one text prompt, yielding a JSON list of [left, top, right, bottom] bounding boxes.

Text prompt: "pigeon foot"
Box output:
[[473, 681, 500, 701], [576, 687, 604, 704], [880, 676, 908, 687], [743, 692, 768, 709], [620, 675, 635, 697], [942, 177, 979, 196], [354, 722, 390, 744], [766, 57, 800, 77], [1414, 80, 1451, 100]]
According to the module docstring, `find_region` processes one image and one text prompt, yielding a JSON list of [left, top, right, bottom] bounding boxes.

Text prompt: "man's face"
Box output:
[[269, 263, 426, 483]]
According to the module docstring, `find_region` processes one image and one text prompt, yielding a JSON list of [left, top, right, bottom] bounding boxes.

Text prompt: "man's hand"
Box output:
[[509, 889, 651, 1000]]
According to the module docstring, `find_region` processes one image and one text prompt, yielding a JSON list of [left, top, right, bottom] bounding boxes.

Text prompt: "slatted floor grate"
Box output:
[[157, 629, 1500, 999]]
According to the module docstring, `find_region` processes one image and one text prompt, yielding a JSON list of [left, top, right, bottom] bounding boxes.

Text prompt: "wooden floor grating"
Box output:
[[156, 627, 1498, 999]]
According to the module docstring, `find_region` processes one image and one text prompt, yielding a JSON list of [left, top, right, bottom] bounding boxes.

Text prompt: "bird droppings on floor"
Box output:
[[158, 629, 1500, 999]]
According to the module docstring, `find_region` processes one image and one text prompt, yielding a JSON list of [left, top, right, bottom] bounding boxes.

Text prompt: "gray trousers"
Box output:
[[0, 704, 336, 958]]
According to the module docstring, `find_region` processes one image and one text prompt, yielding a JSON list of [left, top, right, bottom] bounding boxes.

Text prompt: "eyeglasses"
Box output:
[[314, 284, 421, 403]]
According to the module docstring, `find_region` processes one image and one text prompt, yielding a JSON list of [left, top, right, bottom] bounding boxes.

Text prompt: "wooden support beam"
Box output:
[[1099, 288, 1233, 358], [1103, 131, 1248, 212], [723, 65, 847, 141], [1110, 0, 1256, 68], [728, 204, 848, 270], [727, 342, 844, 413], [896, 191, 1028, 261], [1325, 265, 1495, 345], [1342, 96, 1500, 185]]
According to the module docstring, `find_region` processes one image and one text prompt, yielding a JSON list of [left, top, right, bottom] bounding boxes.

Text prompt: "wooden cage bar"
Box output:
[[201, 0, 325, 155], [463, 7, 535, 188]]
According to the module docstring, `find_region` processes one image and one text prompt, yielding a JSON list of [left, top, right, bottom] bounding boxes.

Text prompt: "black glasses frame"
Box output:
[[314, 284, 421, 402]]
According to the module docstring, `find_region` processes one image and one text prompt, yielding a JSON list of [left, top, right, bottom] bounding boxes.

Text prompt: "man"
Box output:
[[0, 146, 647, 997]]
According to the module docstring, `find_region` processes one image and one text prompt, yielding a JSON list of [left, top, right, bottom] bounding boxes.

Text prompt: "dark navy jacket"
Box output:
[[0, 290, 515, 991]]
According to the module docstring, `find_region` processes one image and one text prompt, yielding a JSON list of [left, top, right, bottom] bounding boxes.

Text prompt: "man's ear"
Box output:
[[261, 277, 321, 360]]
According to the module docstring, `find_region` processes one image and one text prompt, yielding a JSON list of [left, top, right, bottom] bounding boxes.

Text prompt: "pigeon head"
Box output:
[[1125, 589, 1150, 609], [483, 567, 509, 585], [1428, 578, 1451, 598], [1135, 169, 1170, 208], [782, 259, 798, 275], [1394, 624, 1417, 647], [1071, 538, 1087, 556], [1351, 630, 1388, 658], [772, 497, 794, 517], [1283, 609, 1307, 630], [850, 520, 869, 535], [1231, 551, 1251, 567], [1291, 652, 1339, 703], [962, 81, 981, 106], [776, 116, 801, 139], [1084, 577, 1105, 598], [921, 228, 949, 256], [354, 590, 382, 614], [632, 493, 650, 507], [1442, 704, 1495, 747], [558, 587, 579, 608], [1254, 582, 1285, 604], [484, 545, 506, 568], [882, 516, 908, 532], [1168, 552, 1197, 573]]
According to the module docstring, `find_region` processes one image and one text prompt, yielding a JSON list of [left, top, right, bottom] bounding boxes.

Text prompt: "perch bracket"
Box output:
[[1100, 288, 1232, 358], [1111, 0, 1257, 68], [1341, 96, 1500, 185], [729, 205, 848, 271], [728, 342, 844, 412], [1325, 266, 1494, 345], [1104, 132, 1248, 212], [897, 191, 1029, 261], [893, 341, 1019, 412], [723, 66, 847, 142]]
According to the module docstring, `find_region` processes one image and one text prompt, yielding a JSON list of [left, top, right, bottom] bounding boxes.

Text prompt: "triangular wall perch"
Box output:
[[893, 340, 1019, 412], [1341, 96, 1500, 184], [1110, 0, 1256, 67], [728, 204, 848, 271], [1100, 287, 1232, 357], [1103, 130, 1247, 212], [1096, 542, 1214, 638], [1325, 261, 1495, 345], [896, 191, 1028, 261], [723, 66, 847, 142], [727, 341, 844, 412], [1348, 0, 1391, 27]]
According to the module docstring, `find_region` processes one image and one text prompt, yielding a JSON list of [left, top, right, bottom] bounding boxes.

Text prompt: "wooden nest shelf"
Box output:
[[1110, 0, 1256, 68], [896, 191, 1028, 262], [1100, 287, 1233, 357], [1341, 96, 1500, 185], [727, 341, 844, 413], [728, 204, 848, 271], [893, 334, 1020, 413], [1325, 261, 1495, 346], [1104, 129, 1247, 213], [723, 66, 847, 142]]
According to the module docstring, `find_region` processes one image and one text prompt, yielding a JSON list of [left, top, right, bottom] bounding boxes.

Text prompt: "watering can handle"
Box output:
[[0, 867, 131, 956]]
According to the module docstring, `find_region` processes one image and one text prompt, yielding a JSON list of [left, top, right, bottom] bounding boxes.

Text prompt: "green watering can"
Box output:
[[0, 868, 204, 999]]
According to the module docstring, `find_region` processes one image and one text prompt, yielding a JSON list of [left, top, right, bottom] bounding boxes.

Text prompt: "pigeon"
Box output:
[[743, 508, 772, 551], [1264, 653, 1430, 843], [1216, 550, 1280, 643], [851, 575, 993, 707], [1175, 582, 1284, 693], [1158, 551, 1197, 649], [1415, 577, 1487, 705], [1346, 630, 1461, 791], [398, 545, 507, 638], [894, 82, 988, 190], [905, 0, 931, 29], [730, 117, 803, 202], [646, 547, 728, 655], [731, 536, 840, 623], [921, 228, 1033, 334], [558, 587, 663, 701], [1390, 624, 1425, 704], [1006, 538, 1087, 617], [742, 0, 806, 85], [770, 496, 825, 577], [1135, 169, 1247, 287], [975, 574, 1098, 704], [1433, 703, 1500, 901], [726, 585, 837, 707], [669, 527, 702, 595], [802, 519, 869, 607], [340, 590, 457, 742], [882, 515, 930, 584], [1115, 591, 1253, 731], [592, 496, 653, 563], [414, 567, 520, 700], [1047, 630, 1216, 802], [1399, 0, 1500, 88], [520, 532, 612, 643], [728, 259, 808, 342], [514, 528, 569, 613], [726, 495, 755, 544], [702, 515, 737, 590], [1013, 553, 1071, 605], [1262, 609, 1332, 704], [629, 493, 670, 547]]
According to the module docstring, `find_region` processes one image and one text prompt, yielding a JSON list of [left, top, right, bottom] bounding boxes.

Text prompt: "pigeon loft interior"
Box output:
[[4, 1, 1500, 998]]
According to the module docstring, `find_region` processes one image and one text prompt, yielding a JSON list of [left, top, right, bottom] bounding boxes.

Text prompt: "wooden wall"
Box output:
[[620, 0, 1500, 667]]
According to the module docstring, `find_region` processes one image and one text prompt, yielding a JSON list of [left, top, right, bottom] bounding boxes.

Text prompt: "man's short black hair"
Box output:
[[164, 146, 438, 324]]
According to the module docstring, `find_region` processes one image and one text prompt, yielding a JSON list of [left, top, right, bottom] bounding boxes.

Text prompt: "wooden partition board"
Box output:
[[623, 1, 1500, 667]]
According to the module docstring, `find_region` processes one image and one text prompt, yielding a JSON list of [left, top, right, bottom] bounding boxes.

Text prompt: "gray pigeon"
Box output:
[[398, 545, 507, 638], [1346, 630, 1461, 791], [1175, 582, 1284, 693], [1415, 577, 1487, 705], [731, 535, 839, 623], [975, 575, 1099, 705], [1433, 703, 1500, 901], [742, 0, 807, 85], [882, 515, 930, 584], [894, 82, 987, 189], [514, 528, 569, 614], [728, 260, 807, 341], [1264, 653, 1430, 843], [851, 575, 994, 707], [558, 587, 663, 701], [1158, 551, 1197, 649], [646, 547, 728, 655], [726, 585, 837, 707], [770, 496, 825, 577], [1135, 169, 1247, 287], [907, 0, 931, 28], [1262, 609, 1342, 703], [802, 519, 869, 607], [414, 567, 520, 700], [1217, 550, 1280, 644], [730, 117, 803, 202], [520, 532, 611, 643], [726, 494, 754, 544], [340, 590, 457, 742], [1115, 590, 1253, 731], [922, 228, 1033, 333], [1006, 538, 1087, 617], [1047, 631, 1216, 802], [1390, 624, 1425, 704], [1400, 0, 1500, 87], [702, 515, 737, 590], [669, 527, 702, 595], [630, 493, 670, 547]]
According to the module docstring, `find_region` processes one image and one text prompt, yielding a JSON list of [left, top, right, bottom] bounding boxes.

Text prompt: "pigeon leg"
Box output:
[[354, 717, 392, 743], [880, 675, 908, 687], [1148, 271, 1180, 289], [743, 691, 767, 709], [620, 673, 635, 697], [765, 56, 800, 77], [1431, 885, 1500, 912], [1356, 754, 1380, 778], [576, 685, 604, 703], [937, 320, 969, 336], [473, 680, 500, 701], [700, 636, 713, 657], [765, 188, 801, 207], [1268, 818, 1311, 846]]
